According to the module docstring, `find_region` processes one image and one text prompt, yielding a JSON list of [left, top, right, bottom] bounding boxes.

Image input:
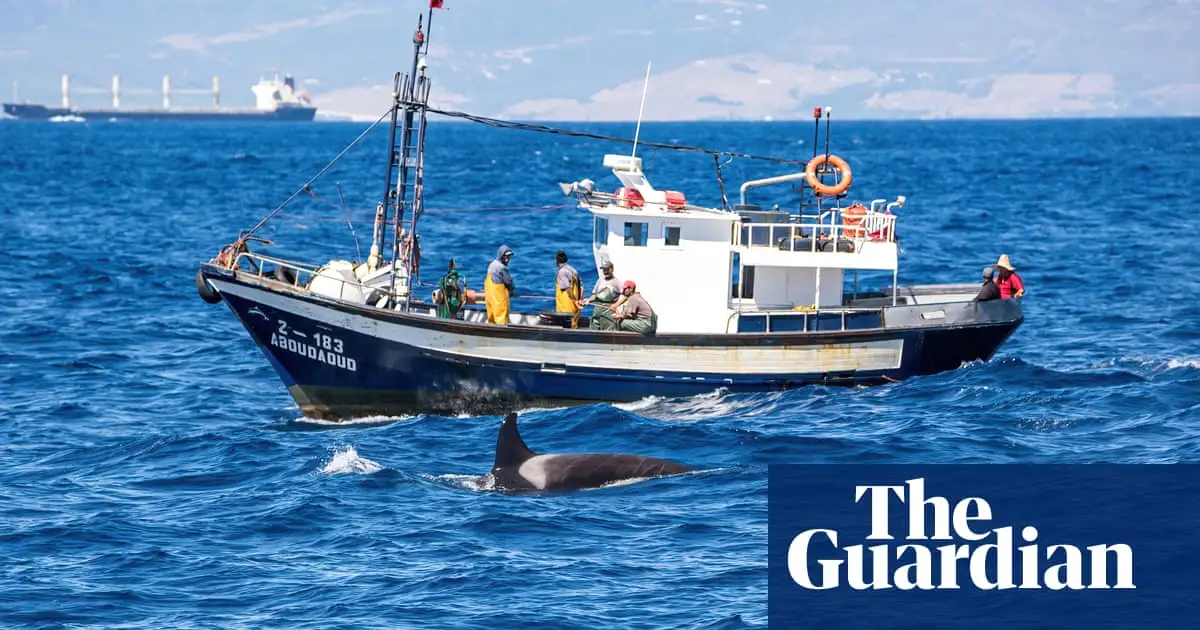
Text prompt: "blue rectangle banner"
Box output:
[[768, 465, 1200, 629]]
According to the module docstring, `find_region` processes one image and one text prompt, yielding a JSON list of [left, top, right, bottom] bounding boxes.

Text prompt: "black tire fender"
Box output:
[[196, 270, 222, 304]]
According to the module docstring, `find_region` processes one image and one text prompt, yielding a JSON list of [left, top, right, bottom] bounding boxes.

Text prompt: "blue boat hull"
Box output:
[[206, 268, 1022, 419]]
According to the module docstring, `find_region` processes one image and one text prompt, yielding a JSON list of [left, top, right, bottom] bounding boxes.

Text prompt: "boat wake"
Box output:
[[614, 395, 668, 412], [453, 402, 574, 419], [288, 414, 417, 430], [614, 388, 788, 423]]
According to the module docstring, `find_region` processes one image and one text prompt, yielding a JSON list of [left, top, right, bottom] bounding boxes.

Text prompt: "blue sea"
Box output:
[[1, 116, 1197, 629]]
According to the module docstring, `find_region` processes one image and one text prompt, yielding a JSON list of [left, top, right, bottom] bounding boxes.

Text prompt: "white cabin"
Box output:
[[570, 154, 903, 334]]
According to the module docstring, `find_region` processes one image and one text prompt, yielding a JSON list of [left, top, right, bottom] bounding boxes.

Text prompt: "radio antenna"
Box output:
[[631, 61, 652, 158]]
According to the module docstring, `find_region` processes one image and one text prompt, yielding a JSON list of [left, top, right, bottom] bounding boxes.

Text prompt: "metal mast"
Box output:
[[404, 74, 432, 305], [379, 17, 429, 310]]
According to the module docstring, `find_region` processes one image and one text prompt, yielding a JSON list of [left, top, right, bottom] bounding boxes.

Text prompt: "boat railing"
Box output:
[[233, 252, 409, 306], [572, 188, 711, 214], [732, 211, 896, 251], [234, 252, 319, 280]]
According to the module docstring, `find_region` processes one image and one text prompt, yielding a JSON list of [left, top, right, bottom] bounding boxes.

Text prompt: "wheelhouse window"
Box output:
[[741, 265, 755, 299], [663, 225, 681, 247], [594, 217, 609, 247], [731, 252, 755, 299], [624, 221, 648, 247]]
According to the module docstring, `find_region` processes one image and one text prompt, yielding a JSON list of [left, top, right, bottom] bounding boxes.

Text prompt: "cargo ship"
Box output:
[[2, 73, 317, 122]]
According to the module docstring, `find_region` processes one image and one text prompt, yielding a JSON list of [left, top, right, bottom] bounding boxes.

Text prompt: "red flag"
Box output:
[[430, 0, 444, 8]]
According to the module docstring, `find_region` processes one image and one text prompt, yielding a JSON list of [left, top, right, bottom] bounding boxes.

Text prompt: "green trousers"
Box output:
[[589, 302, 616, 330], [614, 314, 657, 335]]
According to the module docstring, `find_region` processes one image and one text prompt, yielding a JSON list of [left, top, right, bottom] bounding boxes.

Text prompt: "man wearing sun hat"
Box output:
[[994, 254, 1025, 299]]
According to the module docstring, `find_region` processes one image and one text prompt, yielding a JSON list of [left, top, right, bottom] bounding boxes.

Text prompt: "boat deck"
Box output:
[[224, 251, 1002, 338]]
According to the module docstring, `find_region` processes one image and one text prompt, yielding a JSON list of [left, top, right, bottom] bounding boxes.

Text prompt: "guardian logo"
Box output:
[[786, 478, 1135, 591], [767, 465, 1197, 628]]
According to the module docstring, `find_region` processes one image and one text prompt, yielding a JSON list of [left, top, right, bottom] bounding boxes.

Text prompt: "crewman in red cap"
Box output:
[[611, 280, 657, 334]]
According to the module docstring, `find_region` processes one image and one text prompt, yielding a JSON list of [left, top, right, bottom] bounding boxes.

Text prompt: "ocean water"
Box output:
[[1, 116, 1198, 628]]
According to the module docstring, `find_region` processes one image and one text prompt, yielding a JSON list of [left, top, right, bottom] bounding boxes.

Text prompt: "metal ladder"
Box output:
[[382, 20, 433, 308]]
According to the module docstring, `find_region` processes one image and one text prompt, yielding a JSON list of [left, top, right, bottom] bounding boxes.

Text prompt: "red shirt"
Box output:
[[997, 272, 1024, 299]]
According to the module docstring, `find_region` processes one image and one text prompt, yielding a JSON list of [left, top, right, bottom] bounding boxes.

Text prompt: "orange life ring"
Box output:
[[805, 154, 852, 196], [842, 202, 867, 238]]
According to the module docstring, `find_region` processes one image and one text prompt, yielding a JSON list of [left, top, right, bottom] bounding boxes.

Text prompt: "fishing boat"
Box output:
[[196, 15, 1023, 420]]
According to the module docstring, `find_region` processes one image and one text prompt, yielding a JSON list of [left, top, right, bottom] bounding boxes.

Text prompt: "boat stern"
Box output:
[[886, 297, 1024, 376]]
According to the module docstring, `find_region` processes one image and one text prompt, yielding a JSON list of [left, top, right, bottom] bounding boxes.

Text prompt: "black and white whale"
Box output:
[[488, 412, 694, 492]]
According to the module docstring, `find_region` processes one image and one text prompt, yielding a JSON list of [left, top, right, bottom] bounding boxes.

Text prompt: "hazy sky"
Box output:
[[2, 0, 1197, 120]]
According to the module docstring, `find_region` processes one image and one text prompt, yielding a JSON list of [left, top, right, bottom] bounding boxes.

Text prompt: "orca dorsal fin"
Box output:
[[492, 412, 537, 470]]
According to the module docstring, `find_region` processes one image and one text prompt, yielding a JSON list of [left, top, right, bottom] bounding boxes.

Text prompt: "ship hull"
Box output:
[[2, 103, 316, 122], [202, 265, 1022, 420]]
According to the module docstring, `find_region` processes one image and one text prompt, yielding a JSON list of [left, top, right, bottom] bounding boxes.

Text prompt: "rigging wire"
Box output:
[[240, 107, 393, 240], [424, 106, 812, 166], [335, 183, 363, 262], [278, 203, 571, 224], [242, 100, 810, 239]]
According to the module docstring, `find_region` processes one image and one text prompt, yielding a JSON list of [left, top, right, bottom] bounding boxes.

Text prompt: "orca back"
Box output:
[[534, 453, 693, 491], [488, 412, 693, 492]]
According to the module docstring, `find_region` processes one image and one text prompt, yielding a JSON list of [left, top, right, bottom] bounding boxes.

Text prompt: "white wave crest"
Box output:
[[294, 414, 415, 427], [1089, 356, 1200, 373], [1165, 358, 1200, 370], [321, 446, 382, 474], [615, 388, 732, 414], [618, 388, 755, 422], [614, 395, 665, 411], [428, 473, 495, 492]]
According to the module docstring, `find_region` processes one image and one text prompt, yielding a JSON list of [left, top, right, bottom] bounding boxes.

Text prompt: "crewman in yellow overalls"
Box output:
[[553, 250, 583, 328], [484, 245, 514, 325]]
